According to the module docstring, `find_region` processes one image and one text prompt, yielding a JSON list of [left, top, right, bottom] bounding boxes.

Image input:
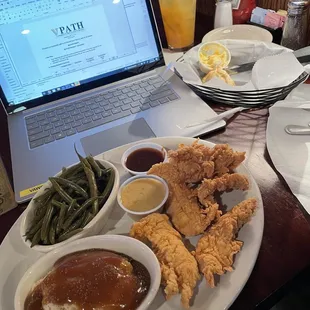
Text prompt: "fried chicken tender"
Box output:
[[194, 198, 257, 288], [130, 214, 200, 308], [149, 161, 249, 236], [168, 141, 246, 180], [209, 144, 246, 177], [198, 173, 249, 207], [149, 162, 222, 236], [167, 142, 215, 183]]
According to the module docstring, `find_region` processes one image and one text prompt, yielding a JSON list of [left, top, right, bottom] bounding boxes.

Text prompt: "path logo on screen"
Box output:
[[51, 21, 84, 36]]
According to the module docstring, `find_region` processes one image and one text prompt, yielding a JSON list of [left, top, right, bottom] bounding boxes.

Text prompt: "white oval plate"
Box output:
[[0, 137, 264, 310], [202, 25, 272, 43]]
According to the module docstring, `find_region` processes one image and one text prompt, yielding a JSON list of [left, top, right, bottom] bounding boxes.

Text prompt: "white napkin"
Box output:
[[267, 87, 310, 213], [252, 52, 305, 89], [180, 39, 307, 92]]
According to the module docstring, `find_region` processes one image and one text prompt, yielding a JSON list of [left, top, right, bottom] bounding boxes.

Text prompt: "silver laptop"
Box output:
[[0, 0, 225, 203]]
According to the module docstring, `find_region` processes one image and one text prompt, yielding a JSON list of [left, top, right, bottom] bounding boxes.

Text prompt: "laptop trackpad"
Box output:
[[80, 118, 156, 156]]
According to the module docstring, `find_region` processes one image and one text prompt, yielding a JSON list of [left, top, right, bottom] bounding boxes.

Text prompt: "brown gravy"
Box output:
[[126, 148, 165, 172], [24, 249, 150, 310]]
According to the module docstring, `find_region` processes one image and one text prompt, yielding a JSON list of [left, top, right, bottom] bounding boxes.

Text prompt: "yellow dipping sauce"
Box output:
[[121, 178, 166, 212], [199, 42, 231, 72]]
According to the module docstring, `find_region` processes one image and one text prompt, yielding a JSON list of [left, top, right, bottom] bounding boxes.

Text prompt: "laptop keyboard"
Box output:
[[25, 76, 180, 149]]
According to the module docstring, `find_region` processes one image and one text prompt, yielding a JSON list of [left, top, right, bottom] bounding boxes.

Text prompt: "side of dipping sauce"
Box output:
[[24, 249, 150, 310], [125, 148, 165, 172], [120, 177, 167, 213]]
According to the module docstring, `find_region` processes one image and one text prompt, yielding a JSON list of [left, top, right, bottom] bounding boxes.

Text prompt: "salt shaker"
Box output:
[[214, 0, 233, 29], [281, 0, 309, 50]]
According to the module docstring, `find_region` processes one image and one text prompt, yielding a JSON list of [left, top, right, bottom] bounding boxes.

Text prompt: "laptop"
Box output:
[[0, 0, 225, 203]]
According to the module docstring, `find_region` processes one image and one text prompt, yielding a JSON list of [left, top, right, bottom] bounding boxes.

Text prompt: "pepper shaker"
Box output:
[[281, 0, 309, 50]]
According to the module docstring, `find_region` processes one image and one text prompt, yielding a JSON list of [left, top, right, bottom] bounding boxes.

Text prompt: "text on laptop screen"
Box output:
[[0, 0, 160, 106]]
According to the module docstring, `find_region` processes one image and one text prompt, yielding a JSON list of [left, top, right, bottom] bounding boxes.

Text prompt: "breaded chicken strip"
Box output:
[[149, 163, 221, 236], [168, 141, 246, 180], [130, 214, 200, 308], [149, 162, 249, 236], [198, 173, 249, 207], [208, 144, 246, 177], [194, 198, 257, 288], [167, 142, 215, 183]]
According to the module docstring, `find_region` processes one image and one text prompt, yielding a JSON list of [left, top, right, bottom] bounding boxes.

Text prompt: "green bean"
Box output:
[[102, 168, 112, 176], [87, 156, 102, 178], [51, 199, 65, 208], [82, 213, 94, 227], [99, 170, 115, 207], [67, 170, 85, 182], [74, 145, 91, 169], [50, 177, 88, 199], [63, 197, 101, 231], [64, 211, 86, 233], [56, 203, 68, 235], [75, 197, 86, 203], [66, 171, 85, 183], [95, 161, 112, 178], [84, 166, 98, 213], [59, 163, 83, 179], [40, 203, 54, 243], [49, 178, 74, 205], [49, 216, 58, 245], [34, 188, 53, 203], [67, 199, 77, 214], [67, 187, 75, 197], [96, 168, 112, 181], [34, 192, 60, 221], [34, 202, 49, 221], [96, 161, 106, 170], [31, 229, 42, 247], [57, 228, 83, 243], [76, 179, 88, 187], [26, 217, 44, 238]]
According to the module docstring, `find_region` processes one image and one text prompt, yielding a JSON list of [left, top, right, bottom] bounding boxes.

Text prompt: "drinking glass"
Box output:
[[159, 0, 197, 51]]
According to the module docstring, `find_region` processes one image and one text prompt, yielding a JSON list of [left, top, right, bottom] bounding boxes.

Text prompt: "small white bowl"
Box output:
[[121, 142, 168, 176], [198, 41, 231, 73], [20, 159, 120, 253], [117, 175, 169, 221], [202, 25, 273, 43], [14, 235, 161, 310]]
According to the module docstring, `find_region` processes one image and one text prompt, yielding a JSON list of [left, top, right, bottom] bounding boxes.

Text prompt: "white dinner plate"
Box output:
[[0, 137, 264, 310], [202, 25, 273, 43]]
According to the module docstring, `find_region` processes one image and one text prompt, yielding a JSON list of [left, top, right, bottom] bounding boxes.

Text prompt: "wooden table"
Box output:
[[1, 102, 310, 309]]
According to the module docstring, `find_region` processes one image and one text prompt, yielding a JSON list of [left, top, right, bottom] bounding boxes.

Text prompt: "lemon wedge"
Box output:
[[198, 42, 231, 73]]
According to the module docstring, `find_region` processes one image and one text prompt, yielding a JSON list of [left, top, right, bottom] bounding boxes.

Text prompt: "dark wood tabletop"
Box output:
[[2, 103, 310, 309]]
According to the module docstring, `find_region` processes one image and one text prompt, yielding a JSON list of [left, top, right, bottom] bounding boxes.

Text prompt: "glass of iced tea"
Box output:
[[159, 0, 197, 51]]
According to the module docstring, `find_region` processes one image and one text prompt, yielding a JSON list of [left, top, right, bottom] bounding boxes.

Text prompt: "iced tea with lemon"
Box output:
[[159, 0, 196, 51]]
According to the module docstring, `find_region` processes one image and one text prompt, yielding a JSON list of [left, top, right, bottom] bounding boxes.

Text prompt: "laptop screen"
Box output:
[[0, 0, 162, 111]]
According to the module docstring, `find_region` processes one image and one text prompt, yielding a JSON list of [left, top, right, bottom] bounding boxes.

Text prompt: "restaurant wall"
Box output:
[[152, 0, 310, 47]]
